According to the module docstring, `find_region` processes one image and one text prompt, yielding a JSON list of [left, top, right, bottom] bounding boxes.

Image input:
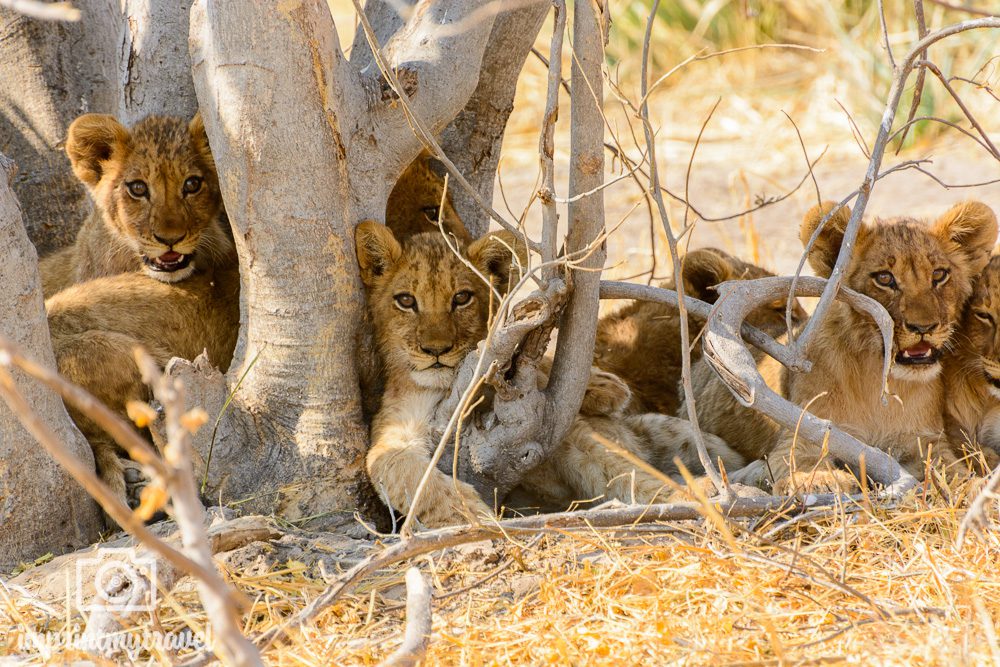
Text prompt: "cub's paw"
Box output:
[[579, 368, 631, 416], [774, 469, 859, 496], [123, 460, 151, 510], [415, 484, 493, 529]]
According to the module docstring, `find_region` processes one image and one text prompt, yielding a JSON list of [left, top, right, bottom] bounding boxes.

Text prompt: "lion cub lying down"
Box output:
[[356, 223, 745, 527], [595, 247, 807, 415], [690, 201, 998, 493], [942, 254, 1000, 471]]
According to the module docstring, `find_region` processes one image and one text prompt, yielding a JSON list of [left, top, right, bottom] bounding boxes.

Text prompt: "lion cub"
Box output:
[[40, 113, 231, 297], [942, 254, 1000, 471], [690, 201, 997, 493], [595, 248, 807, 414], [356, 223, 745, 527]]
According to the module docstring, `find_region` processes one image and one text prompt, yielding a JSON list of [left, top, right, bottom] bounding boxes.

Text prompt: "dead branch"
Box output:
[[135, 352, 261, 666], [538, 0, 566, 277], [925, 0, 998, 15], [638, 0, 725, 496], [179, 491, 861, 665], [0, 343, 244, 612], [957, 463, 1000, 546], [701, 276, 919, 496], [377, 567, 433, 667], [895, 0, 929, 152]]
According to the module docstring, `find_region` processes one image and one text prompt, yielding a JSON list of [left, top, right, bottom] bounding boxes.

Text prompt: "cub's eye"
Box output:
[[394, 293, 417, 311], [183, 176, 203, 195], [975, 311, 995, 326], [452, 290, 474, 309], [872, 271, 897, 289], [932, 268, 949, 286], [421, 206, 441, 222], [126, 180, 148, 198]]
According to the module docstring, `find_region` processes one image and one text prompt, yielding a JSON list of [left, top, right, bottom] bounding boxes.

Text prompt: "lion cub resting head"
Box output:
[[357, 223, 519, 391], [357, 224, 747, 526], [943, 254, 1000, 471], [41, 113, 232, 296], [691, 200, 997, 494], [595, 247, 807, 415]]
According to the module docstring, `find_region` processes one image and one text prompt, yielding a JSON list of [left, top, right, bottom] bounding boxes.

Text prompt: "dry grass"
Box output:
[[5, 479, 1000, 665]]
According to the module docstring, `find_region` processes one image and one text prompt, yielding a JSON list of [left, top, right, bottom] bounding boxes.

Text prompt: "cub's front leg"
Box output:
[[368, 396, 492, 528]]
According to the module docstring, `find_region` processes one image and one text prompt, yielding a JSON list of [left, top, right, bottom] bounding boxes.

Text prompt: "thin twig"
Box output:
[[638, 0, 726, 497], [377, 567, 432, 667]]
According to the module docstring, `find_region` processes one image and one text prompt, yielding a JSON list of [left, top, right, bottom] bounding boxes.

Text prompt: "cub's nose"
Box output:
[[420, 343, 454, 357], [153, 232, 186, 246], [905, 322, 936, 335]]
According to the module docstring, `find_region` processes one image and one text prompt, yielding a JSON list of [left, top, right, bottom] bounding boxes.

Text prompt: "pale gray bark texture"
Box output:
[[183, 0, 507, 529], [115, 0, 198, 125], [0, 154, 102, 571], [540, 0, 606, 451]]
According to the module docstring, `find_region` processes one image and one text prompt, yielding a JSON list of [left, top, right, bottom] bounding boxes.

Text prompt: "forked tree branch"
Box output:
[[540, 0, 607, 454]]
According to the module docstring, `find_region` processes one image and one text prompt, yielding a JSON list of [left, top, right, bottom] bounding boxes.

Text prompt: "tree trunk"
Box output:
[[115, 0, 198, 125], [0, 154, 102, 571], [183, 0, 505, 530]]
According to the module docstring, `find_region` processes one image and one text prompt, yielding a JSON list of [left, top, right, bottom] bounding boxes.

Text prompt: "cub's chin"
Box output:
[[411, 366, 456, 390], [143, 252, 196, 283]]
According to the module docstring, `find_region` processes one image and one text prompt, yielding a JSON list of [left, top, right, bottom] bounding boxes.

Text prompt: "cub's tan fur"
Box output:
[[942, 254, 1000, 471], [357, 224, 746, 526], [595, 248, 807, 415], [40, 113, 231, 297], [386, 152, 470, 243], [690, 201, 997, 493], [46, 258, 240, 508]]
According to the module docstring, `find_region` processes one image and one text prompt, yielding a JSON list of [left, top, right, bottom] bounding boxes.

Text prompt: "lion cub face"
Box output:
[[803, 201, 997, 382], [356, 223, 524, 389], [955, 255, 1000, 399], [66, 113, 224, 282]]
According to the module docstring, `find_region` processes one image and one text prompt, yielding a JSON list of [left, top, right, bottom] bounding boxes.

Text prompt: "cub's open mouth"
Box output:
[[895, 341, 940, 366], [143, 251, 192, 273]]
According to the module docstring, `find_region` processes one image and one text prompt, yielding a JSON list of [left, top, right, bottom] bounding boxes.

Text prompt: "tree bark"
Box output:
[[115, 0, 198, 125], [0, 154, 102, 571]]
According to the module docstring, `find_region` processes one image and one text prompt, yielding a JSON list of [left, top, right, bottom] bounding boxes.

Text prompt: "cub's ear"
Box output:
[[188, 112, 215, 168], [680, 248, 737, 303], [467, 230, 527, 296], [65, 114, 131, 188], [800, 201, 853, 278], [932, 201, 998, 274], [355, 221, 402, 286]]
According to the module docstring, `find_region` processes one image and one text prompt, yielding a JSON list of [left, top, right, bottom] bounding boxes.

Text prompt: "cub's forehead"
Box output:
[[972, 255, 1000, 304], [128, 117, 200, 164], [392, 235, 477, 289], [859, 218, 949, 268]]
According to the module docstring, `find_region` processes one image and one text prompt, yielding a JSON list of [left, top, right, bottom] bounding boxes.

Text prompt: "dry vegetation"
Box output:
[[4, 0, 1000, 664]]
